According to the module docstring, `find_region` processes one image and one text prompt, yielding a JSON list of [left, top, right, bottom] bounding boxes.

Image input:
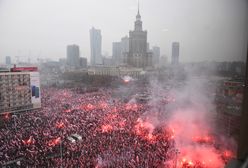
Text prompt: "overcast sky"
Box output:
[[0, 0, 247, 63]]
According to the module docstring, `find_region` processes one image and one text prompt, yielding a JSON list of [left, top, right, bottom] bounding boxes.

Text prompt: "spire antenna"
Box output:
[[138, 0, 140, 14]]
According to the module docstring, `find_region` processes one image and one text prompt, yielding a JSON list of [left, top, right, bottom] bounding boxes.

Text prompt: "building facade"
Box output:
[[5, 56, 11, 65], [152, 46, 160, 66], [67, 45, 80, 68], [88, 66, 143, 78], [79, 57, 87, 68], [90, 27, 102, 65], [215, 79, 244, 140], [121, 36, 129, 55], [112, 36, 129, 66], [112, 42, 122, 65], [0, 67, 41, 113], [124, 8, 153, 68], [172, 42, 180, 65]]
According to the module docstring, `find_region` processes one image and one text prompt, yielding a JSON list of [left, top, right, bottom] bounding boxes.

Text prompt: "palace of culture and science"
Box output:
[[123, 6, 153, 68]]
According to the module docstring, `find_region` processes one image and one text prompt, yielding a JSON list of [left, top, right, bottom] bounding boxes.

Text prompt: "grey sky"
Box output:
[[0, 0, 247, 63]]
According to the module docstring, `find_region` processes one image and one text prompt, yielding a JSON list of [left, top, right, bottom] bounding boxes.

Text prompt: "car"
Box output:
[[67, 136, 76, 143], [71, 134, 82, 141]]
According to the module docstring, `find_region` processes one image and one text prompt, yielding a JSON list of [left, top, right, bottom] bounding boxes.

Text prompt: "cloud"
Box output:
[[162, 28, 169, 32], [128, 6, 136, 10]]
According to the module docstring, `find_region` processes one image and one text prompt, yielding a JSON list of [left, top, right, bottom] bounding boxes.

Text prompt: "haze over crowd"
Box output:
[[0, 0, 247, 63]]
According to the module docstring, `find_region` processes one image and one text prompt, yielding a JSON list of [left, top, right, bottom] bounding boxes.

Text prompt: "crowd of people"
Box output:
[[0, 87, 176, 167]]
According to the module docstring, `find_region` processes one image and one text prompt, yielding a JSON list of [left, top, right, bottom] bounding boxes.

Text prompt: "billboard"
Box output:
[[30, 72, 41, 108]]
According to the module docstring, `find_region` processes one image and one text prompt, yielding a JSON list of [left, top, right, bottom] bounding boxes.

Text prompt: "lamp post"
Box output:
[[12, 114, 17, 132], [175, 149, 180, 168], [60, 140, 63, 168]]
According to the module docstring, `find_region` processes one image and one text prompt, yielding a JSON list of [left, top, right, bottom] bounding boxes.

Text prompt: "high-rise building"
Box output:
[[124, 6, 153, 68], [67, 44, 80, 67], [112, 36, 129, 65], [160, 55, 168, 67], [5, 56, 11, 65], [79, 57, 87, 68], [120, 36, 129, 64], [90, 27, 102, 65], [147, 43, 150, 52], [0, 66, 41, 113], [121, 36, 129, 54], [112, 42, 122, 65], [152, 46, 160, 66], [172, 42, 180, 65]]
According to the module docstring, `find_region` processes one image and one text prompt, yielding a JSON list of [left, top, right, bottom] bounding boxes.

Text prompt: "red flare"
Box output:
[[85, 104, 94, 111], [4, 113, 10, 120], [101, 124, 113, 133], [64, 109, 71, 113], [22, 136, 35, 145], [99, 102, 108, 109], [56, 122, 65, 129], [48, 137, 61, 147]]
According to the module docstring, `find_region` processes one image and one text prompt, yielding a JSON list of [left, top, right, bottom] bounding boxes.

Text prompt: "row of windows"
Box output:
[[0, 104, 33, 112]]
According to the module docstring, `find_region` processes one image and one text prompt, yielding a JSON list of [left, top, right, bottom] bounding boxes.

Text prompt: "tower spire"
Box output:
[[136, 0, 141, 20], [138, 0, 140, 15]]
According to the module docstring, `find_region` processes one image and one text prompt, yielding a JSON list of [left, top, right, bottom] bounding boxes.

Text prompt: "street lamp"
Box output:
[[175, 149, 180, 168], [12, 114, 17, 132], [60, 140, 63, 168]]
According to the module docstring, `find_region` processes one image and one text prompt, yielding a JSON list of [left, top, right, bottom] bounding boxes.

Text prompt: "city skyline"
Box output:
[[0, 0, 247, 64]]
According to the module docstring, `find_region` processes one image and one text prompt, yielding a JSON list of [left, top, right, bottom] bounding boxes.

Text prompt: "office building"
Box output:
[[90, 27, 102, 65], [5, 56, 11, 65], [112, 36, 129, 65], [152, 46, 160, 66], [103, 57, 114, 66], [79, 57, 87, 68], [0, 66, 41, 113], [159, 55, 168, 67], [67, 45, 80, 67], [121, 36, 129, 54], [172, 42, 180, 65], [112, 42, 122, 65]]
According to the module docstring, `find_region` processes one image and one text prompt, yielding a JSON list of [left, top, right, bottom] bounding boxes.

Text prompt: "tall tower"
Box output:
[[172, 42, 180, 65], [90, 27, 102, 65], [125, 2, 152, 68]]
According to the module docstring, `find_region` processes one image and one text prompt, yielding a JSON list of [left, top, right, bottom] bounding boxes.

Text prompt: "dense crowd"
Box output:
[[0, 87, 176, 167]]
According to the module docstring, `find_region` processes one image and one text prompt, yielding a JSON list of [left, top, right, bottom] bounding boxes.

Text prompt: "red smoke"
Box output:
[[165, 108, 234, 168]]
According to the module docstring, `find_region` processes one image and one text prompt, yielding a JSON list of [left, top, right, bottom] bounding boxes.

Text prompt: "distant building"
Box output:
[[90, 27, 102, 65], [5, 56, 11, 65], [112, 42, 122, 65], [0, 66, 41, 113], [172, 42, 180, 65], [147, 43, 150, 52], [121, 36, 129, 54], [124, 7, 153, 68], [88, 66, 143, 78], [112, 36, 129, 66], [67, 44, 80, 67], [159, 55, 168, 67], [103, 57, 114, 66], [152, 46, 160, 66], [79, 57, 87, 68], [59, 58, 67, 66]]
